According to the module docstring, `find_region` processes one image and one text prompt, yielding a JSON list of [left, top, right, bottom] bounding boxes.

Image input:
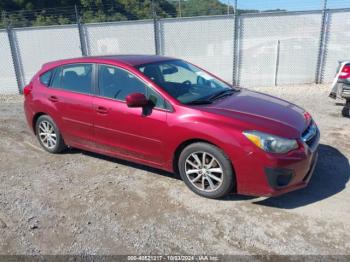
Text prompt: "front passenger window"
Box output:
[[98, 65, 170, 110]]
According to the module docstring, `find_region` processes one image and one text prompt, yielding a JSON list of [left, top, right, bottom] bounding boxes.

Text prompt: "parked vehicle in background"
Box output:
[[329, 61, 350, 117], [23, 55, 319, 199]]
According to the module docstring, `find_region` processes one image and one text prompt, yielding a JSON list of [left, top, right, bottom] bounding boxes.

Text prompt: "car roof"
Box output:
[[43, 54, 177, 69], [93, 54, 177, 66]]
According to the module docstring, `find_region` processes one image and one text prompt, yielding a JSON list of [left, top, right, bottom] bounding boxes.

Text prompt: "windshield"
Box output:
[[136, 60, 237, 105]]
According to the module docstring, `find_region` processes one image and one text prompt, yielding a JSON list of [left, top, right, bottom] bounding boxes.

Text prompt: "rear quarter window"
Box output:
[[39, 70, 54, 86]]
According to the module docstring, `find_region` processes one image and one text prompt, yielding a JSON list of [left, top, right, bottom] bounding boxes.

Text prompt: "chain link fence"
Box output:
[[0, 4, 350, 94], [84, 20, 156, 56], [159, 16, 234, 83], [0, 29, 18, 94], [322, 9, 350, 82], [13, 25, 82, 88], [238, 11, 322, 87]]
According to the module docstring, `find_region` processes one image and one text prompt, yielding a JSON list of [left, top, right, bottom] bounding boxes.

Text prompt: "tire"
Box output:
[[178, 142, 235, 199], [35, 115, 66, 153], [342, 105, 350, 118]]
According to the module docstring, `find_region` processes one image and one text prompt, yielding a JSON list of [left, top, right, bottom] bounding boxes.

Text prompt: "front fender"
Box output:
[[163, 109, 249, 172]]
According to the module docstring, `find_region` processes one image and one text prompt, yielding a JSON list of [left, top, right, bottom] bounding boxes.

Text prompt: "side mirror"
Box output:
[[126, 93, 148, 108]]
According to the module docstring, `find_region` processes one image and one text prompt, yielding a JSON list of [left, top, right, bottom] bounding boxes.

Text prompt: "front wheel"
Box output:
[[178, 142, 235, 199]]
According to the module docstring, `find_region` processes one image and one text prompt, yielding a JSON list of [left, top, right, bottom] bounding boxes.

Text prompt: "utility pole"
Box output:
[[227, 0, 230, 15], [1, 10, 6, 27], [179, 0, 182, 18], [322, 0, 328, 10]]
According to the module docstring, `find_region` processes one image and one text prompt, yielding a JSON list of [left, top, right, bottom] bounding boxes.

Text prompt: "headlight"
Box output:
[[243, 131, 298, 154]]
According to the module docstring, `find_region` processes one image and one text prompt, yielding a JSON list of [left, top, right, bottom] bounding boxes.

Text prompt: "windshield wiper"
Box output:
[[186, 99, 213, 105], [208, 89, 236, 102], [185, 88, 238, 105]]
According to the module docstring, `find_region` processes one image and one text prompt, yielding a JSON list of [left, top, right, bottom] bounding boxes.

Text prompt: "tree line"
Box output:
[[0, 0, 261, 28]]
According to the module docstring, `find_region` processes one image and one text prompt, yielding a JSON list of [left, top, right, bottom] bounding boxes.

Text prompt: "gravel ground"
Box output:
[[0, 84, 349, 255]]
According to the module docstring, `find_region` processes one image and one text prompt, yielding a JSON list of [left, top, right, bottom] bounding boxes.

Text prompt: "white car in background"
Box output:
[[329, 61, 350, 117]]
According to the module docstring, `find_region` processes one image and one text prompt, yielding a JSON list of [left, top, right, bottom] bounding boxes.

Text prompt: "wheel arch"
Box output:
[[173, 139, 211, 174], [172, 138, 236, 190], [32, 112, 47, 135]]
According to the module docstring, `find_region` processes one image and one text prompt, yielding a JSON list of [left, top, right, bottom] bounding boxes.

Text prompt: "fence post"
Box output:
[[75, 5, 87, 56], [316, 0, 329, 84], [1, 10, 5, 28], [5, 14, 25, 94], [232, 0, 239, 86], [178, 0, 182, 18], [152, 2, 160, 55], [274, 40, 281, 86]]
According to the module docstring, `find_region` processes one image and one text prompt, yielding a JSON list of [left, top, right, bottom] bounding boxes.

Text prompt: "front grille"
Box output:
[[302, 121, 318, 149]]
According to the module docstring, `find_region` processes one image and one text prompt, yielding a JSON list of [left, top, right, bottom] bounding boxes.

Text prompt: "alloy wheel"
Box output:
[[38, 120, 57, 149], [185, 151, 224, 192]]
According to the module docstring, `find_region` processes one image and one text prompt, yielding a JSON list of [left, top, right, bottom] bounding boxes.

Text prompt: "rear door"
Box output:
[[92, 64, 169, 166], [47, 63, 95, 148]]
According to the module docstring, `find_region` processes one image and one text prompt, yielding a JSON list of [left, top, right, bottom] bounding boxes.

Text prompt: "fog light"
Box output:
[[265, 168, 294, 189]]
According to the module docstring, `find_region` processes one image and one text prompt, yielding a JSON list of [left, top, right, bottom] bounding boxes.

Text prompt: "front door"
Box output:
[[93, 64, 169, 166]]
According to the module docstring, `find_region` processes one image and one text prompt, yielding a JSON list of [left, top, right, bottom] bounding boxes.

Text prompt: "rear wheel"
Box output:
[[178, 142, 235, 199], [35, 115, 66, 153]]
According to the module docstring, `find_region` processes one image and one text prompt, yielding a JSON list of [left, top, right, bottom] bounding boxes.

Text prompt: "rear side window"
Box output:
[[50, 64, 93, 95], [39, 70, 54, 86]]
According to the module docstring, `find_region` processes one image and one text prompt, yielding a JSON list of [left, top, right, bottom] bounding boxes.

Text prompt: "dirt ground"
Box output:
[[0, 84, 349, 255]]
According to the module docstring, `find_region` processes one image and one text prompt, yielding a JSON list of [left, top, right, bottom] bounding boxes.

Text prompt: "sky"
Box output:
[[221, 0, 350, 11]]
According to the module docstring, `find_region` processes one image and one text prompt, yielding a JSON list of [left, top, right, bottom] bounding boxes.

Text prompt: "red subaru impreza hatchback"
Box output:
[[24, 55, 319, 199]]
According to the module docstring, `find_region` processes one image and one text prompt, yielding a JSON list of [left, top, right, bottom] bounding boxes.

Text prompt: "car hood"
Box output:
[[197, 89, 308, 138]]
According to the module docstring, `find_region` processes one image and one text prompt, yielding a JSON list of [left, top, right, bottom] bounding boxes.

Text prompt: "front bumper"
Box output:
[[263, 151, 318, 196], [233, 126, 320, 197]]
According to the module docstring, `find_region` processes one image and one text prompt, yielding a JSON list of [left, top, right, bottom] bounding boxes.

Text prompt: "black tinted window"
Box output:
[[147, 87, 165, 109], [98, 65, 146, 101], [40, 70, 53, 86], [51, 64, 92, 94]]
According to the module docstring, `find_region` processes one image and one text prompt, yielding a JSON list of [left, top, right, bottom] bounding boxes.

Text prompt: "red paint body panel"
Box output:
[[92, 96, 167, 165], [24, 55, 319, 197]]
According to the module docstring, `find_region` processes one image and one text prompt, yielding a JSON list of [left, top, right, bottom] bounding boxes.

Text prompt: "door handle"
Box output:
[[48, 95, 59, 102], [96, 106, 108, 114]]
